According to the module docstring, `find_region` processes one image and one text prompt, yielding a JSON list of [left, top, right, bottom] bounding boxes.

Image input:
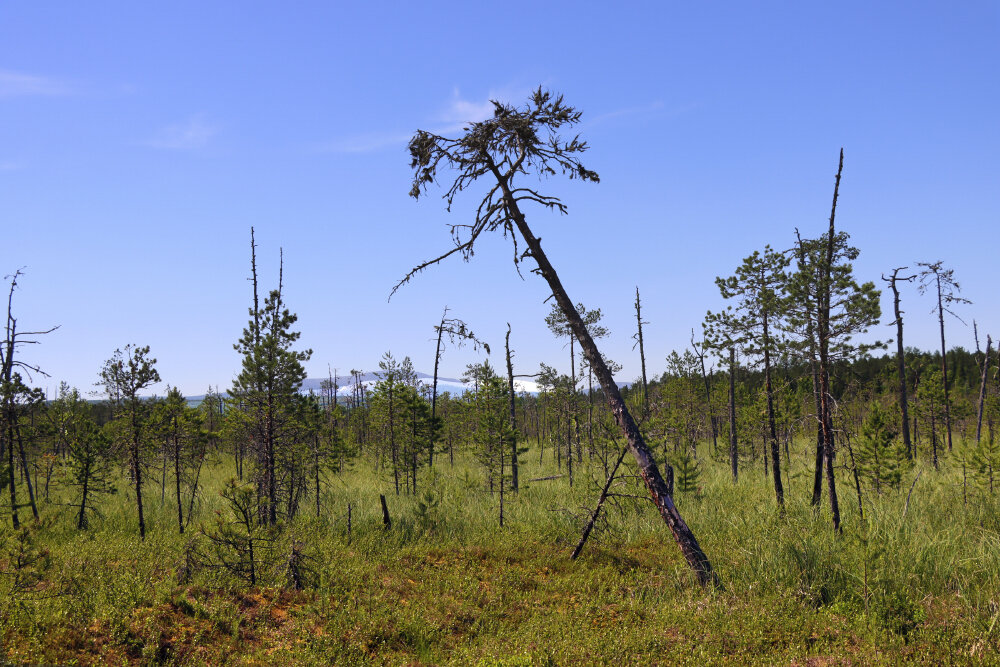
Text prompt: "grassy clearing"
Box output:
[[2, 441, 1000, 664]]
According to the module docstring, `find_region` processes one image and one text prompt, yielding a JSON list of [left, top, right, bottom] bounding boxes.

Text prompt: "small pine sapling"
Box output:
[[856, 403, 908, 494], [199, 479, 278, 587], [671, 451, 702, 496], [972, 394, 1000, 494], [0, 527, 50, 607]]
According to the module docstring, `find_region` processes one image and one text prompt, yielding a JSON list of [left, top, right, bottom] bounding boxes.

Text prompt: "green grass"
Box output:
[[3, 441, 1000, 664]]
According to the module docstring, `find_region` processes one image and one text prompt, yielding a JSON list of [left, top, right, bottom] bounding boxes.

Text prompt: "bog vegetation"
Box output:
[[2, 90, 998, 664]]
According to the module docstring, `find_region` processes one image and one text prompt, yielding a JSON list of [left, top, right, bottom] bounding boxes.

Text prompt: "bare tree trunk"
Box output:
[[976, 333, 992, 444], [315, 439, 322, 518], [566, 407, 573, 486], [14, 423, 38, 520], [2, 319, 20, 528], [495, 169, 718, 587], [843, 431, 864, 520], [380, 493, 391, 529], [935, 274, 954, 452], [728, 348, 738, 483], [572, 446, 628, 560], [635, 287, 650, 420], [794, 228, 825, 507], [810, 360, 824, 504], [5, 416, 18, 529], [762, 311, 783, 507], [571, 337, 582, 464], [820, 369, 840, 530], [411, 405, 419, 496], [430, 307, 446, 468], [174, 431, 184, 533], [389, 383, 399, 495], [266, 401, 276, 524], [818, 149, 844, 532], [499, 430, 505, 527], [691, 330, 718, 455], [161, 445, 168, 506], [884, 268, 915, 457], [77, 453, 90, 530], [588, 368, 594, 459], [506, 324, 519, 492], [133, 445, 146, 538], [235, 437, 243, 481], [185, 445, 206, 531], [931, 411, 939, 470]]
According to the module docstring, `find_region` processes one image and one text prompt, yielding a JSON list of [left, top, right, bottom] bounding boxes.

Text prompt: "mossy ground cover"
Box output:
[[2, 443, 1000, 665]]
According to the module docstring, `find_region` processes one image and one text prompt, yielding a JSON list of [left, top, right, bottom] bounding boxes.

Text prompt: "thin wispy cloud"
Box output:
[[439, 88, 495, 126], [145, 115, 218, 151], [0, 160, 21, 172], [435, 86, 533, 133], [319, 86, 523, 155], [0, 69, 70, 98]]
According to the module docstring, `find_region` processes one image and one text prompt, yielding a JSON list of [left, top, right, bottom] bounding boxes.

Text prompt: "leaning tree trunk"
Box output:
[[14, 422, 38, 520], [572, 446, 629, 560], [494, 166, 718, 587]]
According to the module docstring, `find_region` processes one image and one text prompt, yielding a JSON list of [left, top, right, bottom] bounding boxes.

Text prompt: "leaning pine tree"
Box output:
[[394, 88, 717, 587]]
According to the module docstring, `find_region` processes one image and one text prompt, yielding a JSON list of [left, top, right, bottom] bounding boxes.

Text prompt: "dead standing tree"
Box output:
[[546, 301, 608, 467], [817, 154, 844, 531], [690, 329, 719, 455], [430, 306, 489, 468], [503, 324, 542, 490], [882, 267, 917, 458], [974, 324, 992, 445], [788, 151, 883, 531], [633, 288, 650, 422], [1, 271, 56, 529], [394, 88, 717, 587], [917, 261, 971, 453]]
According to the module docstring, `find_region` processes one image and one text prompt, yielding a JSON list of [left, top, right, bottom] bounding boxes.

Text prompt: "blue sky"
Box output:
[[2, 2, 997, 397]]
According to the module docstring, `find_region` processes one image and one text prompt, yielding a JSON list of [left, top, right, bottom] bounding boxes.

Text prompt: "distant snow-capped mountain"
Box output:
[[186, 371, 625, 403], [299, 372, 544, 397]]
